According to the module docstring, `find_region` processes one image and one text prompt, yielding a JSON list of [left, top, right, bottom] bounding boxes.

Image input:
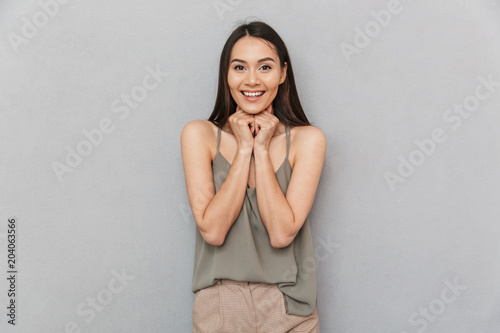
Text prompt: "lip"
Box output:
[[241, 90, 265, 102]]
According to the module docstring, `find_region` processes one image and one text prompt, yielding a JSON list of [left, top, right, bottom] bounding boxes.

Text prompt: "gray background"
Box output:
[[1, 0, 499, 332]]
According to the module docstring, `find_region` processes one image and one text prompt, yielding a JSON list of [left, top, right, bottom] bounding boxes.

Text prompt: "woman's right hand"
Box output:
[[228, 106, 255, 152]]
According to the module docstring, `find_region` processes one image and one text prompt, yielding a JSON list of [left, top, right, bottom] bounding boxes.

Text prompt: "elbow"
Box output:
[[270, 215, 297, 248], [196, 216, 226, 246], [270, 233, 294, 249], [201, 229, 226, 247]]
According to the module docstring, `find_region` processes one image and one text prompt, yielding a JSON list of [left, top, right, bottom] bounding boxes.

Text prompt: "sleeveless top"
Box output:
[[191, 124, 318, 316]]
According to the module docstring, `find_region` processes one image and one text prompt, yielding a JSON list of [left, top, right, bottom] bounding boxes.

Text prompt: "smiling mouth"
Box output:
[[241, 91, 265, 97]]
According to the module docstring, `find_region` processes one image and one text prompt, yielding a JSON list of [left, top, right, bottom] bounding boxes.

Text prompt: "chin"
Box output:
[[239, 103, 269, 114], [242, 107, 261, 114]]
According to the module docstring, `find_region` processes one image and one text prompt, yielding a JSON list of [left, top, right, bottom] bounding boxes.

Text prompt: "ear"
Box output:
[[279, 62, 287, 85]]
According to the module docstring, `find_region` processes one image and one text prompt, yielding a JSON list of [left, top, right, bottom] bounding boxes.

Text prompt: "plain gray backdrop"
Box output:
[[1, 0, 499, 332]]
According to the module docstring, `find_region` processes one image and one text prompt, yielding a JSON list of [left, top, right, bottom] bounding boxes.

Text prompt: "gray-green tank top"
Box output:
[[191, 124, 318, 316]]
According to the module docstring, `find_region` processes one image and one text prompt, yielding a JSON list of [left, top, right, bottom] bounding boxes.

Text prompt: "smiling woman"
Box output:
[[228, 38, 287, 121], [180, 20, 326, 333]]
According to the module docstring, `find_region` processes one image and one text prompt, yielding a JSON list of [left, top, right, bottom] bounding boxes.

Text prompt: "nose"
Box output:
[[245, 69, 260, 85]]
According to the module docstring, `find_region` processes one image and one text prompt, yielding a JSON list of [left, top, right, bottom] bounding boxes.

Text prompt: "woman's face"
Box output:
[[227, 36, 287, 115]]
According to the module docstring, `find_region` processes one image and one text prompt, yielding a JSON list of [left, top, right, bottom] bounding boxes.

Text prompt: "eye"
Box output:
[[261, 65, 272, 70], [234, 65, 245, 71]]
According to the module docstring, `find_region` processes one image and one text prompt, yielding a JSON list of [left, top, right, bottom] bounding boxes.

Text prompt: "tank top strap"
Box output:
[[286, 124, 290, 159], [216, 126, 221, 153]]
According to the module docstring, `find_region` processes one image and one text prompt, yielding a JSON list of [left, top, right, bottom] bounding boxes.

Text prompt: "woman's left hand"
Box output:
[[253, 104, 279, 152]]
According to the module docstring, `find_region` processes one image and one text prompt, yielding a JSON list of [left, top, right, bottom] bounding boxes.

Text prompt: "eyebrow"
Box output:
[[230, 57, 276, 64]]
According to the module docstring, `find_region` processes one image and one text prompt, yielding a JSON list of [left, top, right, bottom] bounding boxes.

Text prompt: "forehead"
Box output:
[[230, 36, 278, 60]]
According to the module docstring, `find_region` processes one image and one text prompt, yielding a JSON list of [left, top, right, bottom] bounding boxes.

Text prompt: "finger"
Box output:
[[254, 118, 261, 136], [254, 111, 273, 120], [253, 116, 269, 128]]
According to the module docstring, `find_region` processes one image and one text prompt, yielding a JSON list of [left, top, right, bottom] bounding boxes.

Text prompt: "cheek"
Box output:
[[266, 75, 282, 90], [227, 82, 239, 97], [229, 89, 240, 102], [227, 73, 238, 88]]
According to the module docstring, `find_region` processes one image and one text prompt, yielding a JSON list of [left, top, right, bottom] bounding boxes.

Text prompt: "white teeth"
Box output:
[[242, 91, 264, 97]]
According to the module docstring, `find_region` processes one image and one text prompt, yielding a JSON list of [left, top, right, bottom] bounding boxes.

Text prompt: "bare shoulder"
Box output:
[[181, 119, 218, 143], [289, 125, 326, 168], [291, 125, 327, 151], [180, 119, 217, 160], [181, 119, 215, 136]]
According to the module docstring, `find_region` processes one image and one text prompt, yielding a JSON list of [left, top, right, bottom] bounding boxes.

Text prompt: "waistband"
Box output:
[[218, 279, 249, 286], [217, 279, 278, 288]]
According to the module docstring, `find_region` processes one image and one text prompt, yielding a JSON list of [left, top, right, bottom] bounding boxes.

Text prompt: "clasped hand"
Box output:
[[228, 104, 280, 152]]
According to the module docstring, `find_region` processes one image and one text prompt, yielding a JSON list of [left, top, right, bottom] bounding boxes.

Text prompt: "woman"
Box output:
[[181, 20, 326, 332]]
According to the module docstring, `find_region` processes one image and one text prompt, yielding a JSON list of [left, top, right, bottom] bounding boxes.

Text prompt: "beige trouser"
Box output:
[[192, 279, 320, 333]]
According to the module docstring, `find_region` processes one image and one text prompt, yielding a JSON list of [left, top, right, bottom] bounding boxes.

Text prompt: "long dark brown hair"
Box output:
[[207, 21, 311, 128]]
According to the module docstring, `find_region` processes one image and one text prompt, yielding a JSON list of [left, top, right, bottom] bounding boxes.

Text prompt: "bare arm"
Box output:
[[180, 119, 253, 246], [254, 126, 327, 248]]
